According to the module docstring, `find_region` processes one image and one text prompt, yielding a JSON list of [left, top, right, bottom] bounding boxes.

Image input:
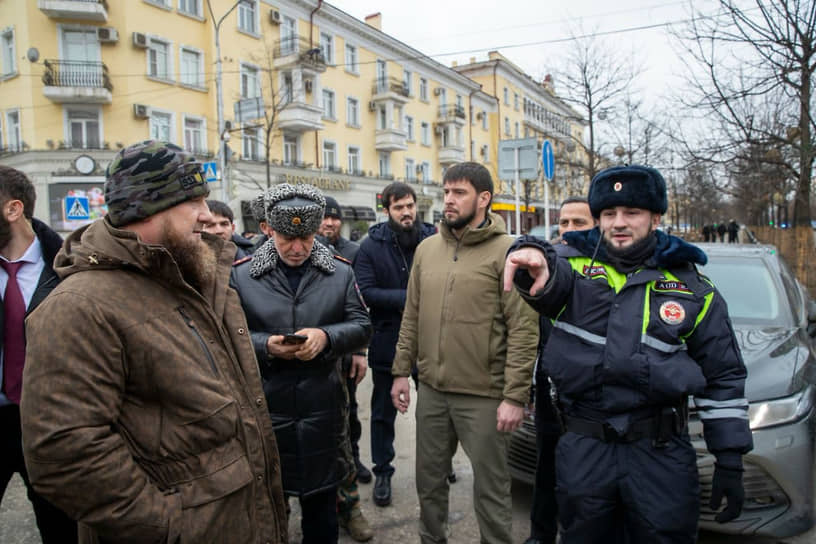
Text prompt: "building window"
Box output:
[[420, 162, 430, 184], [66, 109, 100, 149], [1, 27, 16, 76], [180, 47, 202, 87], [283, 135, 298, 165], [482, 111, 488, 130], [503, 87, 509, 105], [421, 122, 430, 146], [345, 43, 358, 73], [6, 110, 20, 151], [504, 117, 510, 136], [456, 94, 463, 109], [322, 89, 335, 120], [184, 117, 204, 153], [241, 64, 260, 98], [243, 127, 260, 161], [515, 122, 519, 138], [419, 78, 428, 101], [405, 116, 414, 141], [346, 97, 359, 127], [145, 0, 171, 7], [347, 146, 360, 175], [238, 0, 257, 34], [514, 93, 519, 110], [148, 37, 171, 80], [150, 110, 173, 141], [378, 152, 390, 177], [323, 141, 337, 169], [178, 0, 201, 16], [320, 32, 333, 64], [405, 158, 415, 181], [481, 144, 489, 162], [403, 69, 412, 95], [377, 105, 387, 130], [282, 72, 293, 104]]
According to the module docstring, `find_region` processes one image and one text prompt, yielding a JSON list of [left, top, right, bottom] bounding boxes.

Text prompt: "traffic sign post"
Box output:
[[498, 138, 538, 235], [541, 140, 555, 235]]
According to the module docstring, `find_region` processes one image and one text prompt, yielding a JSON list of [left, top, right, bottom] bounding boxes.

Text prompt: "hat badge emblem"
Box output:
[[292, 216, 302, 225], [613, 181, 623, 192]]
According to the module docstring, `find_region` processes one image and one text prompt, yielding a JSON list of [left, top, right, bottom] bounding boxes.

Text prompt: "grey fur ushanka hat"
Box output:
[[265, 183, 326, 236], [587, 164, 667, 218]]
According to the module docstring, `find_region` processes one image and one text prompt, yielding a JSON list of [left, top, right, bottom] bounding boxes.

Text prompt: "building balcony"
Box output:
[[372, 77, 410, 105], [42, 60, 112, 104], [277, 101, 324, 133], [438, 145, 465, 165], [38, 0, 108, 22], [273, 36, 327, 72], [375, 127, 408, 151], [437, 104, 466, 125]]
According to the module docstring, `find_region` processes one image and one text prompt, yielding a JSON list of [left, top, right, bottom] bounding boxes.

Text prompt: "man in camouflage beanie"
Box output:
[[104, 140, 209, 227], [20, 141, 289, 543]]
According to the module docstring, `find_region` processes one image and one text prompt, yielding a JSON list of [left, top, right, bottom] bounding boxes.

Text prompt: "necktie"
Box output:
[[1, 261, 25, 404]]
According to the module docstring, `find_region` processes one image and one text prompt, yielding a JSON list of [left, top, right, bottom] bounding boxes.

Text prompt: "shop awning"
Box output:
[[352, 206, 377, 222]]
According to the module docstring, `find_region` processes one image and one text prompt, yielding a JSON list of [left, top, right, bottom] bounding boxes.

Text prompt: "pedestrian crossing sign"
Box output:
[[202, 161, 218, 182], [65, 196, 90, 221]]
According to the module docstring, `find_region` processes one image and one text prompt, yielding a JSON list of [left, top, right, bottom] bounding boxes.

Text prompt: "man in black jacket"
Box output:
[[231, 184, 371, 544], [203, 199, 254, 259], [0, 165, 76, 543], [353, 182, 436, 508]]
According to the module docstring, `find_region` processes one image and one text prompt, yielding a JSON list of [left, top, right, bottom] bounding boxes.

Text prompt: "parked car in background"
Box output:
[[508, 244, 816, 538]]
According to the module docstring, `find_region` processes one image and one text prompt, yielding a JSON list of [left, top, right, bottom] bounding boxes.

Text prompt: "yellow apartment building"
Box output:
[[455, 51, 589, 234], [0, 0, 582, 237]]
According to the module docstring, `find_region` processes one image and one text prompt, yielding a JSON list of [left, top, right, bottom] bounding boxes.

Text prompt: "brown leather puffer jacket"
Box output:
[[21, 219, 287, 543]]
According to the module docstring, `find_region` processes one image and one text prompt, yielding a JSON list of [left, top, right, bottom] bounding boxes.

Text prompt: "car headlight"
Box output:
[[749, 386, 815, 430]]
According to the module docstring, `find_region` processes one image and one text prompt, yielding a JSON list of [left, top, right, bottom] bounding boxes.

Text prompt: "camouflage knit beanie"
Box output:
[[104, 140, 209, 227]]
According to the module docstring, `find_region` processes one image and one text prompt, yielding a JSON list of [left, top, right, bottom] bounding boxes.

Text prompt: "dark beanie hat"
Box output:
[[324, 196, 342, 219], [104, 140, 209, 227], [587, 164, 667, 218]]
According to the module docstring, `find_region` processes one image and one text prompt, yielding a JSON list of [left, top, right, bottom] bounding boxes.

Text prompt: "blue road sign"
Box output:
[[64, 196, 90, 221], [542, 140, 555, 181], [202, 161, 218, 182]]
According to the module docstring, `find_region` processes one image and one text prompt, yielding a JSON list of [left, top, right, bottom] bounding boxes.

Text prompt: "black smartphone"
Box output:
[[282, 334, 308, 345]]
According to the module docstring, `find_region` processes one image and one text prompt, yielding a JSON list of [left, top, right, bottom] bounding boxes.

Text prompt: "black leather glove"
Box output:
[[709, 464, 745, 523]]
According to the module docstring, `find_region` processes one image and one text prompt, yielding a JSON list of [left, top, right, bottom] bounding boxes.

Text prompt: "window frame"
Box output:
[[419, 77, 428, 102], [179, 45, 204, 88], [64, 106, 102, 150], [177, 0, 202, 18], [182, 114, 206, 154], [322, 88, 336, 120], [344, 43, 358, 74], [149, 108, 175, 142], [319, 31, 334, 65], [420, 121, 430, 146], [240, 62, 261, 99], [346, 96, 360, 127], [347, 145, 361, 175], [1, 26, 17, 78], [405, 115, 414, 141], [147, 36, 173, 82], [237, 0, 259, 36], [242, 126, 261, 161], [322, 140, 337, 170]]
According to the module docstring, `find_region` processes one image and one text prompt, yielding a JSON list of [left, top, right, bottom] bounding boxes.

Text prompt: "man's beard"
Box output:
[[387, 216, 415, 233], [444, 208, 476, 230], [161, 223, 216, 292]]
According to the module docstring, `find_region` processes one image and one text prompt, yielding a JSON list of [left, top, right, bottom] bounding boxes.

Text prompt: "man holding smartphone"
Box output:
[[231, 184, 371, 543]]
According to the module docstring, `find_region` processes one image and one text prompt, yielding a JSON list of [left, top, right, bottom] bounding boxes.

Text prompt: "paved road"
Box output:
[[3, 373, 815, 543]]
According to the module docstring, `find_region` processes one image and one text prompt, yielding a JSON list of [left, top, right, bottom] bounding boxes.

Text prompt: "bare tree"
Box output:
[[676, 0, 816, 226], [553, 30, 642, 178]]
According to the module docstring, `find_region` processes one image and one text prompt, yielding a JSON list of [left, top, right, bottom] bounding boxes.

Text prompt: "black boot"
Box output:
[[355, 457, 372, 484], [373, 474, 392, 507]]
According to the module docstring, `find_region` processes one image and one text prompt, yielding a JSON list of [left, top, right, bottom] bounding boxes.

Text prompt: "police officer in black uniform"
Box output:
[[504, 165, 752, 543]]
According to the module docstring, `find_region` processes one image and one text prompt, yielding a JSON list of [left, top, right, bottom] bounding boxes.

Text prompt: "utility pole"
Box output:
[[206, 0, 244, 203]]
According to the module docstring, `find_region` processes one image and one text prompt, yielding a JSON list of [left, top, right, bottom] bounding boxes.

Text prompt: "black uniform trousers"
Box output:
[[555, 431, 699, 544], [0, 404, 77, 544]]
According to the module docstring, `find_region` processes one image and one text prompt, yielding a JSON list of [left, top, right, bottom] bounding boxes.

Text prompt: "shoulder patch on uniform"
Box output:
[[653, 279, 693, 294], [333, 254, 352, 265], [582, 264, 608, 279], [233, 255, 252, 267]]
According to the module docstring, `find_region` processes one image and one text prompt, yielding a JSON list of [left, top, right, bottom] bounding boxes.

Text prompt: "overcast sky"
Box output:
[[328, 0, 730, 106]]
